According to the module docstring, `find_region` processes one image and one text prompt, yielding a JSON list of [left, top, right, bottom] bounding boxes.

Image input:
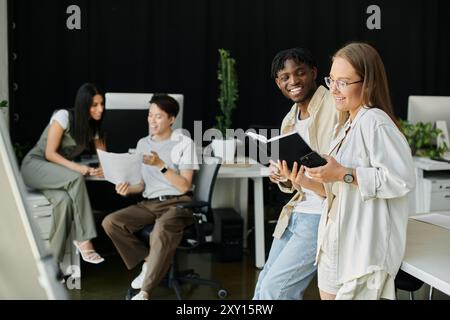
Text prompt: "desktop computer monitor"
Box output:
[[407, 95, 450, 147], [407, 96, 450, 129], [103, 93, 184, 153]]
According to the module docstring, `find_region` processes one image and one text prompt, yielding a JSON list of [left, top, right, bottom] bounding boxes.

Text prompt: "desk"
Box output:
[[213, 163, 270, 269], [401, 213, 450, 296]]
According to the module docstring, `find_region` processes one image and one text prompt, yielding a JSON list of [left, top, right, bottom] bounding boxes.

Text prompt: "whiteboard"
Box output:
[[0, 112, 66, 299]]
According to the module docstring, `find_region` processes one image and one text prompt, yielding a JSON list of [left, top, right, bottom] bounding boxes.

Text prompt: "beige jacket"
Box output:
[[273, 85, 347, 239]]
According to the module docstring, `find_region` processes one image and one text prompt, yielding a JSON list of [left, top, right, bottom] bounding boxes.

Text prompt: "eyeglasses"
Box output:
[[324, 77, 363, 91]]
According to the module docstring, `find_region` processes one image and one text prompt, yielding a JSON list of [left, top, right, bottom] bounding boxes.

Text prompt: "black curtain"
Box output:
[[8, 0, 450, 147]]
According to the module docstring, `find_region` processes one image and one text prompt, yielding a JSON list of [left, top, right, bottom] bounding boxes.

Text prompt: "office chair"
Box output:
[[131, 156, 228, 300], [394, 270, 424, 300]]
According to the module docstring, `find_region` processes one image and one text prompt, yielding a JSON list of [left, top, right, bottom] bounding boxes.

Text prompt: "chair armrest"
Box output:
[[176, 201, 209, 210]]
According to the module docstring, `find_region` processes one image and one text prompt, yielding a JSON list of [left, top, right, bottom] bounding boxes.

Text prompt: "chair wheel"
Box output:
[[218, 289, 228, 299]]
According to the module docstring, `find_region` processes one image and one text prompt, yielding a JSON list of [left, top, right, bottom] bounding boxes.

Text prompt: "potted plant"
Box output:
[[400, 119, 448, 158], [212, 49, 239, 163]]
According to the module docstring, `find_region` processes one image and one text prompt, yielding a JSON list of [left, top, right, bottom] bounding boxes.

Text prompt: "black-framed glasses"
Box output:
[[324, 77, 363, 91]]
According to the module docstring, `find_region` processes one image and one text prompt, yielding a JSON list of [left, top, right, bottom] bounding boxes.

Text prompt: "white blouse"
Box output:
[[316, 107, 416, 283]]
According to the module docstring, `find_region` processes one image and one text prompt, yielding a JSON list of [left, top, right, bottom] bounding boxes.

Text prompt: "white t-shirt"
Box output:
[[49, 109, 100, 139], [293, 108, 325, 215], [136, 130, 200, 199], [50, 110, 69, 129]]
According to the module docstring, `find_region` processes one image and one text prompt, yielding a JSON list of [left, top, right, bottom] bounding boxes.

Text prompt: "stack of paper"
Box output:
[[97, 149, 143, 185]]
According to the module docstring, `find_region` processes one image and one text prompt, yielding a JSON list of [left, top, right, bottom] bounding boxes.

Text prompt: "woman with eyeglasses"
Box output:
[[289, 42, 415, 299]]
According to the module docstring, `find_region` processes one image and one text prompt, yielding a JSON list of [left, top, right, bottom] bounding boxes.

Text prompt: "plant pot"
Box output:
[[211, 139, 236, 163]]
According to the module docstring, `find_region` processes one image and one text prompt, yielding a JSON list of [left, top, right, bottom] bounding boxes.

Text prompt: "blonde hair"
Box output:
[[333, 42, 400, 129]]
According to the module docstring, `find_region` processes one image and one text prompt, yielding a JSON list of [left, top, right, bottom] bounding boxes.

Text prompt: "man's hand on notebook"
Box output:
[[287, 161, 327, 197], [268, 160, 289, 184], [287, 162, 308, 190]]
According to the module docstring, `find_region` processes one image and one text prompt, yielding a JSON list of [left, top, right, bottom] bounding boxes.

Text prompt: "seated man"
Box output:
[[102, 94, 199, 300]]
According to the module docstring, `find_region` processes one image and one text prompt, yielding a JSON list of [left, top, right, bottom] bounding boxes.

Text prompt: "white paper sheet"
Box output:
[[410, 212, 450, 230], [97, 149, 143, 185]]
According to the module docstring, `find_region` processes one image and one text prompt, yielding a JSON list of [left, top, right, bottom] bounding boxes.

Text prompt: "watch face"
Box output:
[[344, 174, 354, 183]]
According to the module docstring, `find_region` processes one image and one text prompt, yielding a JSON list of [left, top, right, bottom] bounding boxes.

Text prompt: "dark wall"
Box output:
[[8, 0, 450, 146]]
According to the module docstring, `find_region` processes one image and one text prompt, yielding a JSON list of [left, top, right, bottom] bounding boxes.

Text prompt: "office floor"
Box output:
[[67, 246, 321, 300], [66, 244, 450, 301]]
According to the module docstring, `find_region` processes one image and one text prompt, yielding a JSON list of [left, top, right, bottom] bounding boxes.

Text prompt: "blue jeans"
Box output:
[[253, 212, 321, 300]]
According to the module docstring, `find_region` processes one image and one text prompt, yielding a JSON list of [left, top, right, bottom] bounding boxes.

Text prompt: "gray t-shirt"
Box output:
[[136, 131, 200, 199]]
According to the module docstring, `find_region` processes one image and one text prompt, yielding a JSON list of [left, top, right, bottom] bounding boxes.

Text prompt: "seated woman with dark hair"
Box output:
[[22, 83, 106, 264]]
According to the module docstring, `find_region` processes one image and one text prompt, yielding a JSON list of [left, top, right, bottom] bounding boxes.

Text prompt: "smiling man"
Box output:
[[102, 94, 199, 300], [253, 48, 346, 300]]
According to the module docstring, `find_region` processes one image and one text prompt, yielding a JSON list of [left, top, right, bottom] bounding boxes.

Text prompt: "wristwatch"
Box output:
[[343, 168, 354, 184], [160, 164, 169, 174]]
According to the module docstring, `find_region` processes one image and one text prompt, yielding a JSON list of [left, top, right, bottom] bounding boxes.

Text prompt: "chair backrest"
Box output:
[[182, 156, 221, 243], [103, 93, 184, 153], [192, 156, 221, 210]]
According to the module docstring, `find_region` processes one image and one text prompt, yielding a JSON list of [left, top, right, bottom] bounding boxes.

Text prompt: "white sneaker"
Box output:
[[131, 291, 149, 300], [131, 262, 147, 289]]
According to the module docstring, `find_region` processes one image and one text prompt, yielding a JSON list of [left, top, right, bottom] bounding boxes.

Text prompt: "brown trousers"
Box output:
[[102, 195, 193, 296]]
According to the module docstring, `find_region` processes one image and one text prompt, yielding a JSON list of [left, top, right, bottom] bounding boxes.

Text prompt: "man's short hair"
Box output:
[[149, 94, 180, 118], [271, 48, 317, 79]]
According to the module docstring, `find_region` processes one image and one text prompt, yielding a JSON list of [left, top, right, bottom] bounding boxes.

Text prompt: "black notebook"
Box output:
[[246, 131, 327, 168]]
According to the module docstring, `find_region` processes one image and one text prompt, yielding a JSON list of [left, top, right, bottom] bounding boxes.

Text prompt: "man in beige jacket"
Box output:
[[253, 48, 346, 300]]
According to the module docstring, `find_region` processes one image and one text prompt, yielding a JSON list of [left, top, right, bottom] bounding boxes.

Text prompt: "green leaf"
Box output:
[[215, 49, 238, 136], [399, 119, 447, 157]]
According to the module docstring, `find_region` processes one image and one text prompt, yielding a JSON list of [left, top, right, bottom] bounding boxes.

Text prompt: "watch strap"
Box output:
[[160, 164, 168, 174]]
